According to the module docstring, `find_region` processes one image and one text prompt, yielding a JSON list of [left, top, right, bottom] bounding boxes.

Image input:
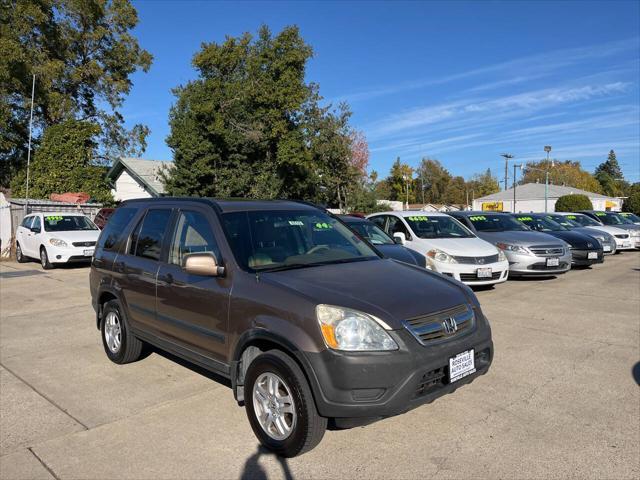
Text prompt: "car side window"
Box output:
[[369, 216, 387, 230], [31, 216, 41, 233], [387, 216, 410, 238], [97, 207, 137, 251], [129, 209, 173, 261], [169, 210, 220, 266], [21, 216, 33, 228]]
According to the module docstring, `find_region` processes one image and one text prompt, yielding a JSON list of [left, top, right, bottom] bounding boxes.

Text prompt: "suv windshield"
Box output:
[[44, 215, 98, 232], [514, 215, 567, 232], [595, 212, 630, 225], [404, 215, 474, 239], [222, 210, 379, 272], [347, 221, 395, 245], [466, 214, 529, 232]]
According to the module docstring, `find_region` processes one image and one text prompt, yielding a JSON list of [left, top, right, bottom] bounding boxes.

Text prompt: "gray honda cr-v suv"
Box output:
[[90, 198, 493, 457]]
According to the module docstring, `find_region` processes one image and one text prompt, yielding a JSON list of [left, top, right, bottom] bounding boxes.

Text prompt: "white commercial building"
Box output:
[[472, 182, 623, 213], [107, 157, 170, 201]]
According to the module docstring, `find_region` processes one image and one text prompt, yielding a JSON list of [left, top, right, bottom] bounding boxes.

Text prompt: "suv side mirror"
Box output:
[[393, 232, 406, 245], [183, 253, 224, 277]]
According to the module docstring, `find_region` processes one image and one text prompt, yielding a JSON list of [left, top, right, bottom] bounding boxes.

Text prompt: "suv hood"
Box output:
[[262, 259, 471, 329], [475, 229, 564, 246]]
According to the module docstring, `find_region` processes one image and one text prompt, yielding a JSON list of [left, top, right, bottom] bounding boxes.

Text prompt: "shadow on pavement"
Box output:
[[151, 347, 232, 388], [240, 445, 294, 480], [632, 362, 640, 386]]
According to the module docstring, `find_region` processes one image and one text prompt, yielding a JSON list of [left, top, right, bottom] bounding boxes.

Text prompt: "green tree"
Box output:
[[385, 157, 414, 203], [594, 150, 626, 197], [415, 158, 451, 204], [10, 120, 112, 203], [521, 160, 602, 193], [554, 194, 593, 212], [444, 176, 466, 204], [1, 0, 153, 186], [623, 183, 640, 215], [466, 168, 500, 199], [163, 25, 358, 208]]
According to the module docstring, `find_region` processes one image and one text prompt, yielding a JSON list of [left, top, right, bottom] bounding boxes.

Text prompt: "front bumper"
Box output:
[[614, 237, 635, 251], [45, 244, 94, 263], [570, 248, 604, 266], [504, 251, 572, 276], [431, 260, 509, 285], [301, 314, 492, 422]]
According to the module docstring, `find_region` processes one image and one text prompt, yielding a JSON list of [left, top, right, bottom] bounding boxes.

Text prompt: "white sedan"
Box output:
[[367, 211, 509, 286], [15, 212, 100, 269]]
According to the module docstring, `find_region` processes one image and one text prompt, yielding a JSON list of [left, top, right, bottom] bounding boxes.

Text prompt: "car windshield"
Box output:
[[514, 215, 567, 231], [565, 214, 600, 227], [404, 215, 474, 239], [43, 215, 98, 232], [347, 221, 395, 245], [620, 212, 640, 223], [222, 210, 380, 272], [547, 215, 581, 229], [466, 214, 529, 232], [596, 212, 630, 225]]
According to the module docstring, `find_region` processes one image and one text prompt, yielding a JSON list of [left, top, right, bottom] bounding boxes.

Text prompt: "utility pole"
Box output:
[[25, 74, 35, 213], [544, 146, 552, 213], [501, 153, 514, 191], [513, 162, 522, 212]]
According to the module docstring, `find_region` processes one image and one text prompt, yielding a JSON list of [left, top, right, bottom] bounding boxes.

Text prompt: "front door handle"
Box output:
[[159, 273, 173, 284]]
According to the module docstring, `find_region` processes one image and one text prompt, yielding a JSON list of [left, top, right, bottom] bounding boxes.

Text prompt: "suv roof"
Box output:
[[120, 197, 322, 213]]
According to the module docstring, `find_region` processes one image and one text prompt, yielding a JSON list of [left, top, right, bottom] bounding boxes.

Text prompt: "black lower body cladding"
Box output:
[[301, 316, 493, 426]]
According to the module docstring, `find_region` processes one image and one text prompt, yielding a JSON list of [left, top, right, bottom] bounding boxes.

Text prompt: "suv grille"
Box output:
[[72, 241, 96, 247], [614, 234, 629, 239], [404, 304, 475, 345], [529, 245, 564, 256], [452, 254, 500, 265]]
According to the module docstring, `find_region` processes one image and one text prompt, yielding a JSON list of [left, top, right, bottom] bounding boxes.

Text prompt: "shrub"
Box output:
[[555, 194, 593, 212]]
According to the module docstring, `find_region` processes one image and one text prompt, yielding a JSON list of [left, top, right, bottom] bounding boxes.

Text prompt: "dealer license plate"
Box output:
[[623, 242, 631, 247], [546, 257, 559, 267], [588, 252, 598, 259], [476, 267, 492, 278], [83, 248, 94, 257], [449, 349, 475, 383], [603, 246, 611, 252]]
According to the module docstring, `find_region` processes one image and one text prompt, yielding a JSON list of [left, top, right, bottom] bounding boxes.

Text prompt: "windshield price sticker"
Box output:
[[288, 220, 304, 226], [566, 215, 576, 219], [596, 212, 606, 216], [45, 215, 63, 221], [469, 215, 486, 221], [313, 222, 332, 230], [517, 216, 533, 221], [407, 216, 430, 221]]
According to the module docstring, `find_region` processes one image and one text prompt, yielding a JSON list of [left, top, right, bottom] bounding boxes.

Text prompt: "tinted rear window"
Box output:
[[130, 209, 173, 261], [97, 207, 138, 250]]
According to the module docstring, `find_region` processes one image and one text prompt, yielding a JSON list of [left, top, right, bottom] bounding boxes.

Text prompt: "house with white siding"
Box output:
[[107, 157, 170, 201]]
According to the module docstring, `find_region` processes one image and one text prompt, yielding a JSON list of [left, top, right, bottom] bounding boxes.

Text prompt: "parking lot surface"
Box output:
[[1, 255, 639, 480]]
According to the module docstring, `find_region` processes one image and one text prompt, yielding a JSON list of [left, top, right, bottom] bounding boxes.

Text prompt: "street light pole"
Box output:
[[501, 153, 514, 191], [25, 74, 35, 213], [544, 146, 552, 213], [513, 162, 522, 212]]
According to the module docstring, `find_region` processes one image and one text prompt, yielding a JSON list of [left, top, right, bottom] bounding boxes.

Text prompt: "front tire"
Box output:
[[101, 299, 143, 364], [40, 246, 53, 269], [16, 242, 27, 263], [244, 350, 326, 457]]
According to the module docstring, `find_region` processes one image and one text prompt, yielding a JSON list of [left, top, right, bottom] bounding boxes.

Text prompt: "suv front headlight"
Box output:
[[426, 249, 457, 263], [496, 242, 531, 255], [316, 305, 398, 351], [49, 238, 67, 247]]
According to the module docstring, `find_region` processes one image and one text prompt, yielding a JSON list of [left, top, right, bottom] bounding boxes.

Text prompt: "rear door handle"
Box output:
[[159, 273, 173, 284]]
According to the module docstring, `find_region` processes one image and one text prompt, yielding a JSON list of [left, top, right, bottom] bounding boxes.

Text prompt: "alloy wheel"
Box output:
[[252, 372, 296, 440]]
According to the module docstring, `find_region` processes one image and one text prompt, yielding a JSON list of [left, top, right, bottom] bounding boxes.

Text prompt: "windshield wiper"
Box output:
[[257, 263, 322, 273]]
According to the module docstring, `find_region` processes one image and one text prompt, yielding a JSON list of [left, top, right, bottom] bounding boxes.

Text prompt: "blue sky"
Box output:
[[124, 0, 640, 182]]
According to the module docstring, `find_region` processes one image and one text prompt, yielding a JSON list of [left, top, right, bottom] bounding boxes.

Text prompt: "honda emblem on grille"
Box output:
[[442, 317, 458, 335]]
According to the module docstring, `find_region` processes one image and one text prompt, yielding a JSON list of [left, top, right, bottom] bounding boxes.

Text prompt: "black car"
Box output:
[[511, 213, 604, 266], [339, 215, 427, 267]]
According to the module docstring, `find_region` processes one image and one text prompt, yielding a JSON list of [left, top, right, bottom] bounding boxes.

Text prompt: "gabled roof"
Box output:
[[106, 157, 170, 195], [475, 182, 612, 202]]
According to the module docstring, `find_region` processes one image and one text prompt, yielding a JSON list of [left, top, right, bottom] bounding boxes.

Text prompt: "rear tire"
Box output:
[[101, 299, 143, 364], [16, 242, 27, 263], [244, 350, 326, 457], [40, 247, 53, 270]]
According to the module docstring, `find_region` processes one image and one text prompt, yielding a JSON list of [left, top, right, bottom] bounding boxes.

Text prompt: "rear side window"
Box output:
[[21, 216, 33, 228], [31, 216, 42, 232], [129, 209, 172, 261], [97, 207, 137, 250]]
